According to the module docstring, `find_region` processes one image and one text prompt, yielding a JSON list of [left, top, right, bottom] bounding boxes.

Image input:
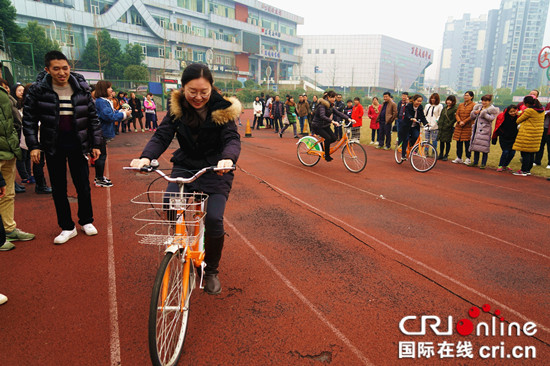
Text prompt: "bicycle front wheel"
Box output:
[[342, 142, 367, 173], [395, 142, 404, 164], [410, 142, 437, 172], [297, 141, 321, 167], [149, 250, 194, 366]]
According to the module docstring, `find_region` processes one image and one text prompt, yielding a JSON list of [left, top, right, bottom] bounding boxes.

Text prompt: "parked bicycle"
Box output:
[[125, 161, 235, 366], [296, 120, 367, 173], [394, 131, 438, 172]]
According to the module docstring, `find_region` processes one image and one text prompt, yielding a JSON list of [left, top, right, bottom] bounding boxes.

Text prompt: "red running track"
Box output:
[[1, 110, 548, 365]]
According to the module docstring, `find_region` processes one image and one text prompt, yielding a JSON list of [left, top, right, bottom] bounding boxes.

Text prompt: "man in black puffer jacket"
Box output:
[[23, 51, 102, 245]]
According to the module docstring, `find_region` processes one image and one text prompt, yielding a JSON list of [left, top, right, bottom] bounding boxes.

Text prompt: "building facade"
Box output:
[[12, 0, 303, 83], [489, 0, 549, 90], [439, 14, 494, 91], [300, 35, 433, 92], [439, 0, 549, 92]]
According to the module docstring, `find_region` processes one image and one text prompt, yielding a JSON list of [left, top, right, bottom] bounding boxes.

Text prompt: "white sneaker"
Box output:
[[81, 223, 98, 236], [546, 165, 550, 169], [452, 157, 463, 164], [0, 293, 7, 305], [464, 158, 471, 165], [374, 141, 379, 146], [54, 228, 77, 245]]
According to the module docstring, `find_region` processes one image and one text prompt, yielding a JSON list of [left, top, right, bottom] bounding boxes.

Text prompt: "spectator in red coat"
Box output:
[[351, 97, 364, 142], [368, 97, 380, 145]]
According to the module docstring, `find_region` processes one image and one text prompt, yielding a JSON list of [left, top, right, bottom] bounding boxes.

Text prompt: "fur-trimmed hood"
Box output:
[[169, 89, 242, 126], [318, 98, 331, 108]]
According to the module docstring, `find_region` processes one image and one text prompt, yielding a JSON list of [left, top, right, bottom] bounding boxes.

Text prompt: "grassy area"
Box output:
[[356, 124, 550, 178]]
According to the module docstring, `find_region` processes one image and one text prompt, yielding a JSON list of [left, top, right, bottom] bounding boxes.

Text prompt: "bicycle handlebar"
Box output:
[[123, 159, 236, 184], [340, 120, 354, 128]]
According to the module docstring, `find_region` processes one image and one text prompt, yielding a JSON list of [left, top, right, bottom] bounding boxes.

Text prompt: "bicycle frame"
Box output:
[[304, 126, 356, 158], [403, 132, 425, 158], [125, 163, 232, 312]]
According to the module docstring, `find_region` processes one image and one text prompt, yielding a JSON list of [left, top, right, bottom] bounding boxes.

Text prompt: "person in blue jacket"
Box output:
[[94, 80, 130, 187]]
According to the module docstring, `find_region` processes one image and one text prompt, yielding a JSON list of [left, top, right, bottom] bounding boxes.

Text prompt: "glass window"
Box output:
[[178, 0, 205, 13]]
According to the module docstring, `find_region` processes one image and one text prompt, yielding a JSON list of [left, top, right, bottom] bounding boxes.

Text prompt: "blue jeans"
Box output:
[[299, 116, 307, 134], [425, 129, 438, 151], [473, 151, 488, 166]]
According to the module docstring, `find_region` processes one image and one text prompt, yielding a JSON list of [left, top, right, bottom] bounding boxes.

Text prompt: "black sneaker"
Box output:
[[94, 178, 113, 187], [325, 156, 333, 162], [35, 186, 52, 194]]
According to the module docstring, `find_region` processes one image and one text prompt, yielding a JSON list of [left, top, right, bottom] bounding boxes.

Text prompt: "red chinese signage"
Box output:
[[260, 3, 282, 16], [411, 47, 432, 60]]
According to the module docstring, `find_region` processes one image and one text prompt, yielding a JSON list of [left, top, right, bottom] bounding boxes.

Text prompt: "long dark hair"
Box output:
[[523, 95, 542, 109], [446, 95, 457, 108], [10, 83, 25, 109]]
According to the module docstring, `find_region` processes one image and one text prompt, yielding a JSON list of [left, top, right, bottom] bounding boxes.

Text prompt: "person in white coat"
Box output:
[[252, 96, 263, 129], [424, 93, 443, 151]]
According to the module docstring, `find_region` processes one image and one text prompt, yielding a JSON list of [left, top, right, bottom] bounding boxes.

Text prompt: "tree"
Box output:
[[80, 30, 122, 79], [513, 86, 530, 97], [124, 65, 149, 82], [480, 85, 494, 96], [17, 21, 60, 69], [120, 44, 145, 67], [244, 79, 257, 89], [0, 0, 21, 42]]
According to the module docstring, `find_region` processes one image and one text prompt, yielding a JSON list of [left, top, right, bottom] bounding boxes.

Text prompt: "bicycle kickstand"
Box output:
[[199, 261, 207, 289]]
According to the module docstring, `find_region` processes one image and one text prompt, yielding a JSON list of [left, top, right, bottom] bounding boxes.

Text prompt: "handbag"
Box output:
[[283, 114, 289, 125]]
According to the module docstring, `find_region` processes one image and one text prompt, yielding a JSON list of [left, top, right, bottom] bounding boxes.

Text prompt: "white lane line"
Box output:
[[248, 151, 550, 260], [225, 220, 373, 366], [240, 173, 550, 335], [105, 161, 122, 366]]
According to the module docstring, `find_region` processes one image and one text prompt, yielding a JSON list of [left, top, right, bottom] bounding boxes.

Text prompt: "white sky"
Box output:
[[266, 0, 550, 79]]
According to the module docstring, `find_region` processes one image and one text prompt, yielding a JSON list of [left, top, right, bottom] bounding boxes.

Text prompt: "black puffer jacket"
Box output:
[[312, 98, 349, 129], [22, 71, 102, 155], [140, 89, 241, 197]]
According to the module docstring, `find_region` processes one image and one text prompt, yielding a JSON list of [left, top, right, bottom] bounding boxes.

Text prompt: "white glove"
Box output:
[[216, 159, 234, 175], [130, 158, 151, 169]]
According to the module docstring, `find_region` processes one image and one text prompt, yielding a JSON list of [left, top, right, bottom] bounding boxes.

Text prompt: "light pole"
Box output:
[[9, 42, 36, 71]]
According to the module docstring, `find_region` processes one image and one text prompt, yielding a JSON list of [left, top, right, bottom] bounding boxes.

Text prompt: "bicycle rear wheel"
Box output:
[[410, 142, 437, 172], [395, 142, 404, 164], [297, 140, 321, 167], [341, 142, 367, 173], [149, 250, 194, 366]]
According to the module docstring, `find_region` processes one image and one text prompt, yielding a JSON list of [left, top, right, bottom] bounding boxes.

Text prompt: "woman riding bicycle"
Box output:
[[130, 63, 241, 295], [400, 94, 428, 161], [311, 90, 353, 162]]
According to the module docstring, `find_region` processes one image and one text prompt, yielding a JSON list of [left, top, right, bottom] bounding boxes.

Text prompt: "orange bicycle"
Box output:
[[394, 131, 437, 172], [125, 161, 235, 366], [296, 121, 367, 173]]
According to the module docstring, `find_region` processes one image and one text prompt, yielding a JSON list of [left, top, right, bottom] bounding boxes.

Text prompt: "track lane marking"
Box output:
[[237, 167, 550, 335], [106, 161, 122, 366], [225, 220, 374, 366], [246, 148, 550, 260]]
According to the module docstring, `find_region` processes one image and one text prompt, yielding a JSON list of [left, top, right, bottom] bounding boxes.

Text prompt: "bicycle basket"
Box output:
[[130, 191, 208, 246]]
